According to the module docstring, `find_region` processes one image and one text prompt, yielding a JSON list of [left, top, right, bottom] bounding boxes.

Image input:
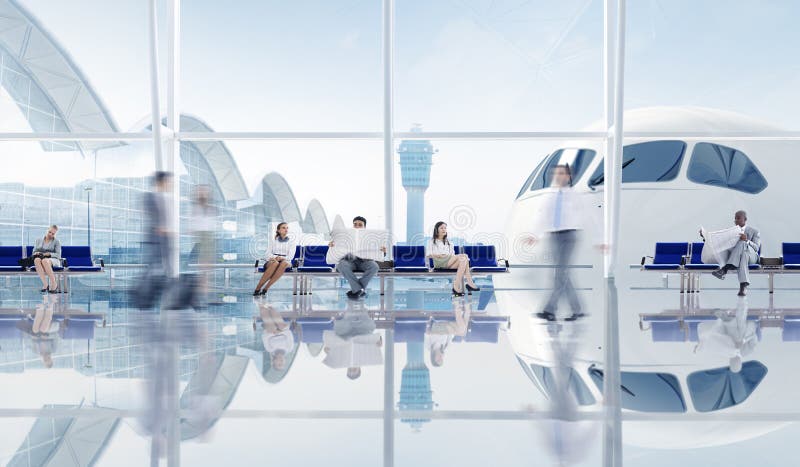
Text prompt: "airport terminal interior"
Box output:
[[2, 1, 800, 466]]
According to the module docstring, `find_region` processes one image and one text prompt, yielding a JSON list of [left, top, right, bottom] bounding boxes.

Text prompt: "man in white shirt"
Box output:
[[526, 165, 601, 321], [322, 307, 383, 379]]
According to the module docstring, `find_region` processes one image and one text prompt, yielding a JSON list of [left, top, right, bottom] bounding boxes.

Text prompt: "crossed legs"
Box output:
[[444, 254, 476, 293]]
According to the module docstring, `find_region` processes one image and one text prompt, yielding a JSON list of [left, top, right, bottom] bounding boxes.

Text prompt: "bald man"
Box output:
[[711, 210, 760, 296]]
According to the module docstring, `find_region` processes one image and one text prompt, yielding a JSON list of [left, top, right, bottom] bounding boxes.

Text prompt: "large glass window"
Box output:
[[589, 140, 686, 187], [527, 148, 597, 192], [589, 367, 686, 413], [687, 143, 768, 194], [687, 361, 767, 412]]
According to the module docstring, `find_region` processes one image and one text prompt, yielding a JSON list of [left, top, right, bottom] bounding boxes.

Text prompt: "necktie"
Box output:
[[553, 189, 564, 231]]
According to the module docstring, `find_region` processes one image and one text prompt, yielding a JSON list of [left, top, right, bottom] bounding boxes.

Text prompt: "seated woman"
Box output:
[[254, 222, 296, 296], [32, 225, 62, 293], [426, 221, 479, 297], [428, 298, 471, 367]]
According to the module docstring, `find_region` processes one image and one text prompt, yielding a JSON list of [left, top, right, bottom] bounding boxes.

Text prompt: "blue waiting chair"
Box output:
[[257, 245, 301, 272], [0, 246, 24, 272], [25, 246, 64, 271], [393, 245, 428, 272], [641, 316, 686, 342], [783, 316, 800, 341], [297, 245, 335, 272], [642, 242, 689, 270], [61, 246, 102, 272], [782, 243, 800, 270], [60, 316, 101, 339], [684, 242, 718, 270], [461, 245, 507, 273], [296, 317, 334, 343]]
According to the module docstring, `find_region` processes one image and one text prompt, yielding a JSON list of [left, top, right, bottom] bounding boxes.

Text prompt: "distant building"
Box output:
[[398, 125, 437, 244], [398, 341, 434, 431]]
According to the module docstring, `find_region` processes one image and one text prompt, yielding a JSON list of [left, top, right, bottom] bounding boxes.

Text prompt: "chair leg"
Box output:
[[680, 273, 685, 294], [769, 272, 774, 294], [293, 275, 298, 295], [380, 276, 385, 296]]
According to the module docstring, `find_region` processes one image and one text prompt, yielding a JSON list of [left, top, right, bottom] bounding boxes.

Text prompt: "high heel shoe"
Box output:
[[252, 289, 262, 296], [465, 283, 480, 292], [451, 287, 465, 297], [48, 287, 59, 294], [40, 287, 48, 293]]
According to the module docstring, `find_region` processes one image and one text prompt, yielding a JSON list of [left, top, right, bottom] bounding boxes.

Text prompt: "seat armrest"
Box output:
[[641, 255, 653, 266], [254, 259, 260, 270], [61, 258, 68, 268], [99, 259, 105, 268]]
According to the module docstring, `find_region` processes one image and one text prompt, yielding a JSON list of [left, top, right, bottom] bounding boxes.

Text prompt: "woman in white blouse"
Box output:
[[426, 221, 479, 297], [254, 222, 296, 296]]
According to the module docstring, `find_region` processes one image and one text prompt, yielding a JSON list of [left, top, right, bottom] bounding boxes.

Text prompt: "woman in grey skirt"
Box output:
[[31, 225, 62, 293], [426, 221, 479, 297]]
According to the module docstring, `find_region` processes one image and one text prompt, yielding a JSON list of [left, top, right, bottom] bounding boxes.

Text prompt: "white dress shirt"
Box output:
[[426, 239, 455, 257], [322, 331, 383, 368], [528, 187, 601, 240], [269, 236, 297, 259], [262, 328, 295, 354]]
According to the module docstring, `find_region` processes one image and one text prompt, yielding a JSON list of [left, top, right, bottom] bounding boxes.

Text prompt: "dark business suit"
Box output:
[[143, 191, 173, 277]]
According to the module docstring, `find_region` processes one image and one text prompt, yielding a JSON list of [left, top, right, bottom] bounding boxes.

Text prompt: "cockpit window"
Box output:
[[687, 361, 767, 412], [525, 148, 597, 193], [588, 367, 687, 413], [516, 357, 595, 406], [686, 143, 767, 194], [589, 140, 686, 187], [517, 157, 547, 199]]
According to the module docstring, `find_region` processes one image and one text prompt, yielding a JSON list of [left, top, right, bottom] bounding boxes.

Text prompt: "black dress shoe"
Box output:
[[738, 282, 749, 296], [346, 290, 361, 300], [359, 290, 367, 298], [712, 268, 726, 280], [565, 312, 587, 321], [465, 283, 480, 292], [536, 311, 556, 321]]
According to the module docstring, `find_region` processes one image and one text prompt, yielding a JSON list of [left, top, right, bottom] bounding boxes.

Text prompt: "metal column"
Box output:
[[602, 1, 626, 466]]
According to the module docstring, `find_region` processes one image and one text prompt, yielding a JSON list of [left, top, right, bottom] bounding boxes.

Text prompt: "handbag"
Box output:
[[18, 257, 35, 268]]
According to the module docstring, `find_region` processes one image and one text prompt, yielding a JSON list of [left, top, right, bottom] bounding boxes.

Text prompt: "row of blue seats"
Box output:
[[256, 244, 508, 273], [642, 314, 800, 343], [641, 314, 762, 342], [0, 246, 102, 272], [642, 241, 771, 270], [0, 314, 103, 340], [287, 315, 508, 344]]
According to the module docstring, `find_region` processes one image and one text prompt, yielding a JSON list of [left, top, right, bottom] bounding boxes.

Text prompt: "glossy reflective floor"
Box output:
[[1, 269, 799, 466]]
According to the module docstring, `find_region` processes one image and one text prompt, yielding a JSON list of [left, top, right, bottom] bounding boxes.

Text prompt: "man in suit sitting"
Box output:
[[711, 210, 760, 296]]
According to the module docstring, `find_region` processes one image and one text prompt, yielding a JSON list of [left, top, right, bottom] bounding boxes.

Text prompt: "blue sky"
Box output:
[[2, 0, 800, 238]]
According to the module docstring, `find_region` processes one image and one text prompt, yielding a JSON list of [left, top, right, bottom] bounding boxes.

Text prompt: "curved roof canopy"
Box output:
[[302, 198, 330, 235], [178, 115, 249, 201], [0, 0, 119, 153], [241, 172, 303, 224]]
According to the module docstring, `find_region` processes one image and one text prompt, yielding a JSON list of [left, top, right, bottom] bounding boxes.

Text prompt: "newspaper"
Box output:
[[325, 215, 389, 264], [700, 225, 745, 265]]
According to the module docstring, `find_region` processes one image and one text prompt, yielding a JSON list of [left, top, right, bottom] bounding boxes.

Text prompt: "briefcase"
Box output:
[[759, 257, 782, 269]]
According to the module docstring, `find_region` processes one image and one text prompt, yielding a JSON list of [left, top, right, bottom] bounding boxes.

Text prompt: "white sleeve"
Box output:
[[425, 239, 433, 257]]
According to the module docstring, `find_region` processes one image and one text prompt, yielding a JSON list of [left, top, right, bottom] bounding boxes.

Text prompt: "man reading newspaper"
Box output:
[[327, 215, 389, 300], [700, 210, 760, 296]]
